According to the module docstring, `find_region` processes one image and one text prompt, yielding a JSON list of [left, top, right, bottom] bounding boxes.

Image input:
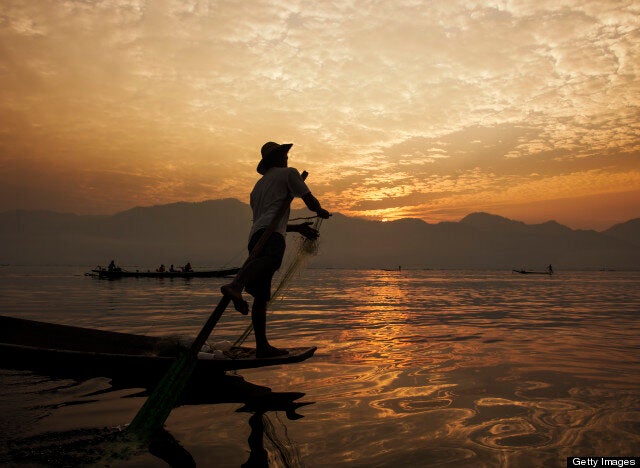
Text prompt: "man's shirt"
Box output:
[[249, 167, 310, 239]]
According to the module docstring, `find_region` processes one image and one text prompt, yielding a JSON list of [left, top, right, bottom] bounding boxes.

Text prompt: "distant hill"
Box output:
[[1, 200, 639, 269], [1, 199, 252, 267], [317, 211, 640, 270], [603, 218, 640, 247]]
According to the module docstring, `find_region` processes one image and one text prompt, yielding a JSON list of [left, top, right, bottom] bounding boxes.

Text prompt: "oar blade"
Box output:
[[126, 352, 197, 439]]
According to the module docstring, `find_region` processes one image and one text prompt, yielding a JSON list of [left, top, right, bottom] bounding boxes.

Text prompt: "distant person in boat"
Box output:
[[157, 264, 166, 273], [169, 264, 177, 272], [108, 260, 118, 272], [221, 141, 331, 358], [182, 262, 193, 272]]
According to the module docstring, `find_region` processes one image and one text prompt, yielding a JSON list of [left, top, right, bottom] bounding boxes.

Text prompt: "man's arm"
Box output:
[[301, 193, 331, 219], [287, 168, 330, 218], [286, 192, 331, 240]]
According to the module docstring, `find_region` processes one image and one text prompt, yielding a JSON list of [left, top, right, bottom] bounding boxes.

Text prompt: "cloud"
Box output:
[[0, 0, 638, 229]]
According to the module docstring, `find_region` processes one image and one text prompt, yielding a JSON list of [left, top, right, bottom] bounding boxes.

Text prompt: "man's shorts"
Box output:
[[244, 229, 286, 301]]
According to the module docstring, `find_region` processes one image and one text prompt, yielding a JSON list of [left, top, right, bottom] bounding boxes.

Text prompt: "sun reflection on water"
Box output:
[[1, 267, 639, 465]]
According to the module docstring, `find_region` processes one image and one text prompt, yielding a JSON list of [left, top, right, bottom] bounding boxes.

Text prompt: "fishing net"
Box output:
[[231, 217, 323, 348]]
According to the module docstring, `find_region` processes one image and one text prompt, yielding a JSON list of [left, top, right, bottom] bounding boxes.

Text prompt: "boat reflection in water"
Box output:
[[0, 367, 312, 467], [151, 373, 312, 467]]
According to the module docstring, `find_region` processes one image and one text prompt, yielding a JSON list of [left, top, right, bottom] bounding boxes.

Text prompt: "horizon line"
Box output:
[[2, 197, 638, 232]]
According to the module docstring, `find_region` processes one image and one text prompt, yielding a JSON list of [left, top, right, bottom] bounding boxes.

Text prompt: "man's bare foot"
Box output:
[[256, 346, 289, 359], [221, 284, 249, 315]]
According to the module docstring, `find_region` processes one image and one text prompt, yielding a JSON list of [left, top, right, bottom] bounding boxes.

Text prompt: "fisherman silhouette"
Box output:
[[221, 142, 331, 358]]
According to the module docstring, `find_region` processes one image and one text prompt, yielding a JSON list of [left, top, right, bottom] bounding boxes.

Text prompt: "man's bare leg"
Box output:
[[221, 280, 249, 315], [221, 260, 267, 315], [252, 298, 288, 358]]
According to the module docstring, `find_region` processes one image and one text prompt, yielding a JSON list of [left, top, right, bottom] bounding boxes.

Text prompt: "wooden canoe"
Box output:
[[0, 315, 316, 385], [90, 267, 240, 279], [512, 269, 553, 275]]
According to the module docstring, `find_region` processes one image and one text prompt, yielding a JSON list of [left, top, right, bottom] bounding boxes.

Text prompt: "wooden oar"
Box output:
[[125, 171, 308, 441]]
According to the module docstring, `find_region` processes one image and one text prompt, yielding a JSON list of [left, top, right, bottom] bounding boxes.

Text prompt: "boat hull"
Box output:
[[0, 316, 316, 384], [512, 270, 552, 275], [91, 267, 240, 279]]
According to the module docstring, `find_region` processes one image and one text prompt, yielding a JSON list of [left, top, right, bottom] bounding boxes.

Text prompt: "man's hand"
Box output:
[[289, 222, 319, 240], [316, 208, 332, 219]]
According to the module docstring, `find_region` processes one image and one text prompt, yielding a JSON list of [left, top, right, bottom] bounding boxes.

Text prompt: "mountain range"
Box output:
[[1, 199, 639, 270]]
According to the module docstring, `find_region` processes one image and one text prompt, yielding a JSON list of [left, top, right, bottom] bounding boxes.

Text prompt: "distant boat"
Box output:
[[512, 269, 553, 275], [0, 315, 317, 382], [90, 267, 240, 279]]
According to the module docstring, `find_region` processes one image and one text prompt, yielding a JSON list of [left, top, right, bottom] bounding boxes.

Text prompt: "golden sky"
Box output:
[[1, 0, 639, 229]]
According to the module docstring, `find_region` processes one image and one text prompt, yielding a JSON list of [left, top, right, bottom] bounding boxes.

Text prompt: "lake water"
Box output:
[[0, 266, 639, 466]]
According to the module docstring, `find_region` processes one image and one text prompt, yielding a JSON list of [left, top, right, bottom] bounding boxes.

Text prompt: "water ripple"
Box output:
[[1, 268, 639, 465]]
